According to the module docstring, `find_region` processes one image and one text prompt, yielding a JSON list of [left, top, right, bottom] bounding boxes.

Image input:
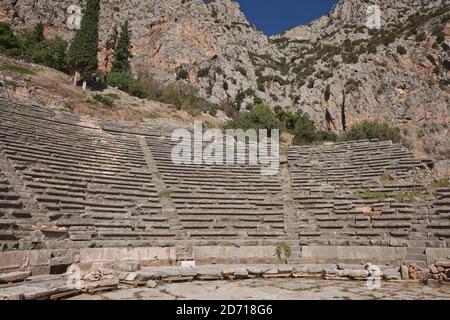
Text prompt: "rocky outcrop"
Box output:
[[0, 0, 449, 158], [272, 0, 449, 158], [0, 0, 277, 107]]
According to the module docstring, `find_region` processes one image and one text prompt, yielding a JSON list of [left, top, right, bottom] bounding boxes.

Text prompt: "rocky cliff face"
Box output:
[[0, 0, 449, 158], [275, 0, 450, 158], [0, 0, 281, 105]]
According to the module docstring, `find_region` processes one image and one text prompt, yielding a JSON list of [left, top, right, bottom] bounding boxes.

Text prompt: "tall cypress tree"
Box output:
[[68, 0, 100, 86], [111, 21, 132, 74], [34, 23, 44, 43]]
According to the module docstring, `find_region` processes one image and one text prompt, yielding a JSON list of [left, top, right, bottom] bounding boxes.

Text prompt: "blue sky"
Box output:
[[236, 0, 339, 36]]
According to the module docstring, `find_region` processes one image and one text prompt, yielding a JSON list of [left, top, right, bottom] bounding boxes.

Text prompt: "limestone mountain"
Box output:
[[0, 0, 278, 107], [274, 0, 450, 158], [0, 0, 449, 157]]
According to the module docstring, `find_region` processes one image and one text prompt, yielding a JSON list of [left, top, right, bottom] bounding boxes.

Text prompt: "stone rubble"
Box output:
[[428, 261, 450, 282], [1, 261, 449, 300]]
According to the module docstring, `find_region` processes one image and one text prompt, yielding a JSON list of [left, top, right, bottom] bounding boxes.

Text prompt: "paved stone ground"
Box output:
[[67, 279, 450, 300]]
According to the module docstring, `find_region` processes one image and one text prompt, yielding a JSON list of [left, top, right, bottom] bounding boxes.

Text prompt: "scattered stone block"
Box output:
[[197, 268, 222, 280], [348, 269, 369, 279], [81, 278, 119, 294], [337, 269, 369, 279], [263, 268, 279, 278], [114, 261, 140, 272], [0, 270, 31, 284], [123, 272, 137, 281], [307, 265, 324, 274], [322, 266, 338, 274], [134, 270, 163, 281], [221, 267, 236, 279], [161, 268, 182, 278], [292, 265, 309, 278], [400, 265, 409, 280], [247, 266, 265, 275], [436, 261, 450, 268], [234, 268, 249, 279], [180, 268, 197, 277], [337, 264, 365, 270], [278, 266, 293, 274], [382, 269, 401, 281]]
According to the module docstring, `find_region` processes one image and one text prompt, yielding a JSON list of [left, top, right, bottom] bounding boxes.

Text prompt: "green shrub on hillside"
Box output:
[[197, 67, 210, 78], [274, 108, 337, 145], [345, 79, 361, 93], [176, 68, 188, 81], [0, 63, 36, 75], [0, 22, 21, 56], [0, 22, 69, 72], [274, 107, 298, 132], [224, 103, 280, 133], [108, 70, 219, 116], [235, 65, 247, 77], [317, 130, 338, 142], [278, 108, 399, 146], [341, 121, 402, 143], [108, 72, 135, 92], [93, 93, 115, 107], [396, 45, 407, 55], [435, 31, 445, 44], [292, 111, 319, 145], [31, 37, 68, 72]]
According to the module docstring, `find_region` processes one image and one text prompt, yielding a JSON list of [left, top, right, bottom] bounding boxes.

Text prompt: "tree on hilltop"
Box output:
[[67, 0, 100, 90]]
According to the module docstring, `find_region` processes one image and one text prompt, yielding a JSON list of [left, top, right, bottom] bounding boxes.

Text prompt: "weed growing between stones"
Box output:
[[276, 242, 292, 264]]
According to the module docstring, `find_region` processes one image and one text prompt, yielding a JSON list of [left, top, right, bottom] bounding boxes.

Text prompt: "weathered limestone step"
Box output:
[[280, 163, 296, 237], [139, 136, 186, 239], [0, 154, 45, 224]]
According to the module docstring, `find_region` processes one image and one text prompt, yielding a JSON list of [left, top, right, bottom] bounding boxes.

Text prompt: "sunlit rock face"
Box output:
[[1, 0, 449, 158]]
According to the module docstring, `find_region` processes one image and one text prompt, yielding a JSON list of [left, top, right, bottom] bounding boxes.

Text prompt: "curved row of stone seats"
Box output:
[[102, 120, 182, 138], [287, 140, 432, 191], [291, 189, 432, 246], [429, 186, 450, 239], [0, 104, 174, 246], [0, 84, 8, 104], [0, 170, 30, 247], [287, 140, 435, 246], [146, 136, 286, 239]]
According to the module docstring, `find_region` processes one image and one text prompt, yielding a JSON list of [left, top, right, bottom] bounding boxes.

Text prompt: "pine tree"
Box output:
[[111, 21, 132, 74], [67, 0, 100, 87]]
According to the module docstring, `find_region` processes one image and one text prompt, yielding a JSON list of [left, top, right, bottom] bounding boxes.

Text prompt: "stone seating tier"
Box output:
[[0, 101, 446, 256]]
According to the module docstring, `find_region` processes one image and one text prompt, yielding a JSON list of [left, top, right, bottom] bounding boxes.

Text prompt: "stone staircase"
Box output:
[[280, 161, 299, 238], [139, 136, 187, 239], [285, 240, 302, 265], [428, 186, 450, 241], [0, 76, 10, 105]]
